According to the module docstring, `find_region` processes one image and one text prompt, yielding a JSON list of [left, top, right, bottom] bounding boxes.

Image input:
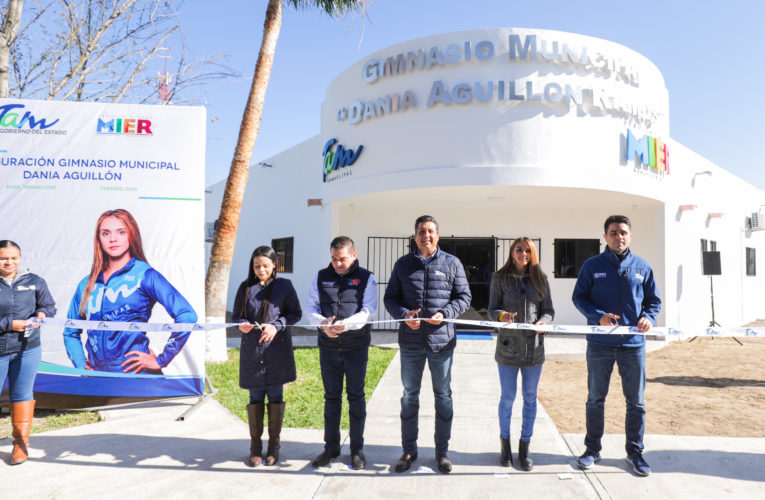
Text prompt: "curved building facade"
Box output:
[[207, 28, 765, 329]]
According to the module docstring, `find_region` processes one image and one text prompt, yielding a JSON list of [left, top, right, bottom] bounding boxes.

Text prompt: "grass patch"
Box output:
[[0, 409, 100, 439], [206, 346, 396, 428]]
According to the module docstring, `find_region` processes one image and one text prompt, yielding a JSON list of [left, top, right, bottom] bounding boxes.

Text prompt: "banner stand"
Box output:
[[177, 374, 217, 421]]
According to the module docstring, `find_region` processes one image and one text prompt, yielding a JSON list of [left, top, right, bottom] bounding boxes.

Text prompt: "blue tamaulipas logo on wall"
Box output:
[[322, 138, 363, 182]]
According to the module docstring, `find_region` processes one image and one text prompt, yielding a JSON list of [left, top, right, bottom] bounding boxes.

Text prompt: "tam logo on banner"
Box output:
[[0, 103, 60, 129], [322, 137, 363, 182], [97, 117, 153, 135], [626, 129, 669, 173]]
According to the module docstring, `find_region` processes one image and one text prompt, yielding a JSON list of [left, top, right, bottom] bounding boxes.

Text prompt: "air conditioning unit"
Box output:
[[750, 212, 765, 231]]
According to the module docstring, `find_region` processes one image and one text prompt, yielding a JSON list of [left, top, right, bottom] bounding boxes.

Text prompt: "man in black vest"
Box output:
[[306, 236, 378, 470]]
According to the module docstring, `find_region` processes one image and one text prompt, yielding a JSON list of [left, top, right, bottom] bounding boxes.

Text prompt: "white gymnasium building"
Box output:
[[206, 28, 765, 330]]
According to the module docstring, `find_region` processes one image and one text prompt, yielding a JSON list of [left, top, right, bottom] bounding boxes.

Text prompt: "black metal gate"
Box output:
[[366, 236, 539, 330], [367, 237, 411, 330]]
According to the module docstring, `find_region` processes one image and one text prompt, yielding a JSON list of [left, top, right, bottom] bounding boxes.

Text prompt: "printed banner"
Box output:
[[0, 98, 206, 407]]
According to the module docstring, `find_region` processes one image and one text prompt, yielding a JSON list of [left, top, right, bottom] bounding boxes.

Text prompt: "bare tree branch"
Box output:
[[3, 0, 239, 104], [113, 24, 175, 102], [47, 0, 140, 99]]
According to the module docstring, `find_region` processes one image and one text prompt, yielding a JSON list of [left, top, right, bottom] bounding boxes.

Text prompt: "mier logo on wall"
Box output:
[[322, 137, 363, 182], [625, 129, 669, 174]]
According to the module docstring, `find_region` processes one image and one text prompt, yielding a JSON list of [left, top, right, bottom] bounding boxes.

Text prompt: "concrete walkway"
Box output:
[[2, 337, 764, 499]]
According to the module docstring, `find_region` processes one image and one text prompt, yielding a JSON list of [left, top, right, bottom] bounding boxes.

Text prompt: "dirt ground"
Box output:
[[537, 336, 765, 437]]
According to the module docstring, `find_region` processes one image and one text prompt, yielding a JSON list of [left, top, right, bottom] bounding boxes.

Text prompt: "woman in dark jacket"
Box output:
[[488, 237, 554, 471], [232, 245, 302, 467], [0, 240, 56, 465]]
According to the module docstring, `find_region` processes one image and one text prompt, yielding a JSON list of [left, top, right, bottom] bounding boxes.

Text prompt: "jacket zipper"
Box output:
[[421, 259, 428, 318], [4, 281, 12, 354], [617, 261, 624, 346]]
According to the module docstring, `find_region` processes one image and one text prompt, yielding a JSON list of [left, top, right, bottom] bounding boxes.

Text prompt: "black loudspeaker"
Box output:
[[702, 251, 721, 276]]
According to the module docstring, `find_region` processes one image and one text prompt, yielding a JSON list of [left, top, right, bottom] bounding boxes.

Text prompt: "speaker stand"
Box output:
[[689, 275, 742, 345]]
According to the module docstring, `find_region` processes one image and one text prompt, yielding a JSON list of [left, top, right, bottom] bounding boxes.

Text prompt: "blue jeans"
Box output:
[[249, 384, 284, 404], [585, 342, 646, 456], [0, 346, 41, 403], [497, 363, 543, 442], [400, 347, 454, 454], [320, 346, 368, 453]]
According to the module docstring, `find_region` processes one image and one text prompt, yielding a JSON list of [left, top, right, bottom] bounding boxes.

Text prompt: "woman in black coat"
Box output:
[[232, 245, 302, 467]]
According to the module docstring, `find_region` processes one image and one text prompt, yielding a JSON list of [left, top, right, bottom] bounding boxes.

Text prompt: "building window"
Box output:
[[553, 239, 600, 278], [271, 237, 294, 273], [700, 239, 717, 252], [746, 247, 756, 276]]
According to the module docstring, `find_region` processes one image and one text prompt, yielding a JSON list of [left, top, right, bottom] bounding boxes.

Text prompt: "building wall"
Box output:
[[205, 28, 765, 330], [319, 28, 670, 203], [662, 142, 765, 329], [331, 186, 664, 326]]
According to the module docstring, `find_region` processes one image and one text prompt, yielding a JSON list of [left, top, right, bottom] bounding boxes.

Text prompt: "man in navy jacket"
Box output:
[[306, 236, 377, 470], [572, 215, 661, 477], [384, 215, 471, 474]]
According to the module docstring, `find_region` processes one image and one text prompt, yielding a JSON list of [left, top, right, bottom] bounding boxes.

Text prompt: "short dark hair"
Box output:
[[0, 240, 20, 251], [414, 215, 438, 233], [330, 236, 355, 251], [604, 215, 632, 234]]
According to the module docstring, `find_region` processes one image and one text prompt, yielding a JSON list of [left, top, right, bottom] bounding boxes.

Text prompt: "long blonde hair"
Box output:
[[497, 237, 547, 301], [79, 209, 147, 318]]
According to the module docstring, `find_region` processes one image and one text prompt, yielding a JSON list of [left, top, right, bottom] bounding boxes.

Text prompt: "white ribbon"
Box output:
[[35, 317, 763, 338]]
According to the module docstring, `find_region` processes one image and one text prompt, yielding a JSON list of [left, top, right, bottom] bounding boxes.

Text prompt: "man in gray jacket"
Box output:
[[384, 215, 472, 474]]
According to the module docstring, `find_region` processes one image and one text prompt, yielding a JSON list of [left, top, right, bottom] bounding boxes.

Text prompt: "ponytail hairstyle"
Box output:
[[497, 237, 547, 301], [79, 209, 147, 318], [244, 245, 278, 323]]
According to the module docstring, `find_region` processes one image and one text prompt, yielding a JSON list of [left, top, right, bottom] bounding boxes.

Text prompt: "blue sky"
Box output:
[[180, 0, 765, 188]]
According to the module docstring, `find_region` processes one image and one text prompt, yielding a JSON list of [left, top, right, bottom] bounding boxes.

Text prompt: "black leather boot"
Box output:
[[518, 439, 533, 471], [500, 436, 512, 467]]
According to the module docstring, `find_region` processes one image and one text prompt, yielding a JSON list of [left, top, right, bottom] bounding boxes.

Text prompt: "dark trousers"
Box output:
[[585, 342, 646, 456], [320, 346, 369, 453], [400, 347, 454, 454]]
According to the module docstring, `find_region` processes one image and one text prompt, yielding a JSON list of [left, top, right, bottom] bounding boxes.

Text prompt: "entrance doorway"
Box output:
[[367, 236, 538, 330], [439, 237, 495, 313]]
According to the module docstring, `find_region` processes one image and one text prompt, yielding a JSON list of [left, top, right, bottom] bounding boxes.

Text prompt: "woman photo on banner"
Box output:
[[488, 237, 554, 472], [62, 209, 197, 374], [232, 245, 302, 467], [1, 240, 57, 465]]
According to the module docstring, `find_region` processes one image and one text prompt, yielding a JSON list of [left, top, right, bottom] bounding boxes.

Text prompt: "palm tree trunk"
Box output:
[[204, 0, 282, 362]]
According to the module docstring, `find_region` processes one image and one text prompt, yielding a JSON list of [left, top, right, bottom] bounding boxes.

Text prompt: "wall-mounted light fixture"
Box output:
[[707, 212, 723, 220], [307, 198, 322, 207], [692, 170, 712, 187], [258, 161, 272, 168], [678, 204, 697, 212]]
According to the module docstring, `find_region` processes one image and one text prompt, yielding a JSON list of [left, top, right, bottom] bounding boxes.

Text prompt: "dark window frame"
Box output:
[[271, 237, 294, 274], [553, 239, 601, 279], [746, 247, 756, 277]]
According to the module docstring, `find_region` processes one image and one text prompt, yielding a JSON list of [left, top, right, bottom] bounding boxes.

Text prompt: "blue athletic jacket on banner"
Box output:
[[62, 258, 197, 372]]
